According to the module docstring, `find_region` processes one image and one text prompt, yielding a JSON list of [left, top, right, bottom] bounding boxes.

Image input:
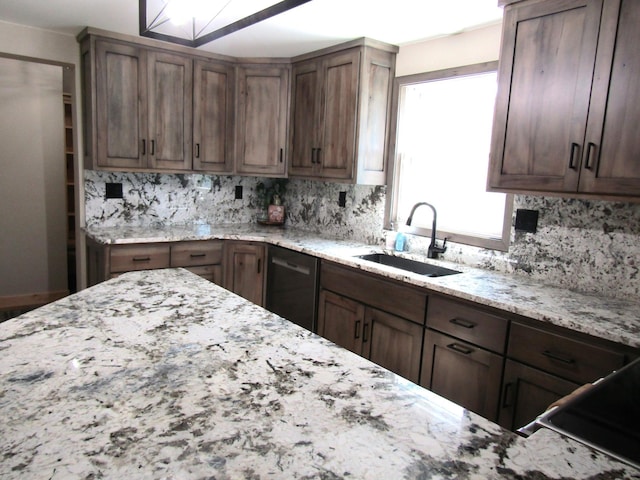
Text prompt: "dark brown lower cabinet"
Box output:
[[317, 289, 364, 354], [224, 242, 265, 306], [420, 330, 503, 421], [317, 289, 423, 383], [498, 359, 579, 431]]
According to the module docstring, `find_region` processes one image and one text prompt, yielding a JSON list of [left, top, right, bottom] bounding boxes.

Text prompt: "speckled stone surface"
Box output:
[[1, 269, 637, 479], [84, 171, 640, 301], [84, 223, 640, 349]]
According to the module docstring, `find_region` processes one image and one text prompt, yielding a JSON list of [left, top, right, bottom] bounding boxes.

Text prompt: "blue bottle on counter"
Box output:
[[394, 232, 406, 252]]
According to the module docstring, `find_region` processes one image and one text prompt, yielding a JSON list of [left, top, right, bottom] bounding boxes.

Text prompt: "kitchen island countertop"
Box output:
[[1, 268, 638, 479], [85, 223, 640, 349]]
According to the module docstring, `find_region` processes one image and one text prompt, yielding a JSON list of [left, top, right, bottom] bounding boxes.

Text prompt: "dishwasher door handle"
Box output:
[[271, 256, 311, 276]]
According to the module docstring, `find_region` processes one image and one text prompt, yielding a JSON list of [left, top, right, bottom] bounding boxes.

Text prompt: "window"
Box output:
[[387, 62, 512, 251]]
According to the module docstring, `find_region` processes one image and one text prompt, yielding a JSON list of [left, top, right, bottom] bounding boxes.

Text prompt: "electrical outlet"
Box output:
[[338, 191, 346, 208], [235, 185, 243, 199], [105, 183, 123, 199], [515, 209, 539, 233]]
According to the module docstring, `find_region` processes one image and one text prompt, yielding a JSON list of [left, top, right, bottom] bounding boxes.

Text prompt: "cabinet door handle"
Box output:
[[354, 320, 361, 339], [150, 139, 155, 156], [279, 148, 283, 163], [195, 143, 200, 158], [311, 148, 317, 164], [584, 142, 596, 170], [132, 256, 151, 262], [257, 258, 261, 274], [316, 147, 322, 165], [449, 318, 475, 329], [190, 253, 206, 258], [362, 323, 369, 343], [542, 350, 575, 365], [447, 343, 473, 355], [568, 142, 580, 170], [502, 382, 513, 408], [142, 139, 146, 155]]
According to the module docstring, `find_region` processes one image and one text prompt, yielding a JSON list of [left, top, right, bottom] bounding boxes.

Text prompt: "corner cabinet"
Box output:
[[489, 0, 640, 199], [235, 64, 289, 177], [289, 42, 397, 184]]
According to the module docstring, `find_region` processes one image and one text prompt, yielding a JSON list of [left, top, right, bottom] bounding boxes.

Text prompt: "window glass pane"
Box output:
[[395, 70, 507, 241]]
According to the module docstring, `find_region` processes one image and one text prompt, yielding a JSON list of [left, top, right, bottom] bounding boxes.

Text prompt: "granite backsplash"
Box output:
[[84, 170, 640, 300]]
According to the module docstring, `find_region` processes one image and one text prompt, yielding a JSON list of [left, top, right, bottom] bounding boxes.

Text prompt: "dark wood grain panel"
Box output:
[[427, 295, 508, 354], [320, 261, 427, 325]]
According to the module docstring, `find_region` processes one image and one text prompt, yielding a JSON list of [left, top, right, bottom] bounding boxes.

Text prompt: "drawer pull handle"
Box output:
[[502, 382, 513, 408], [132, 256, 151, 262], [190, 253, 206, 258], [542, 350, 575, 365], [450, 318, 475, 329], [447, 343, 473, 355], [354, 320, 361, 339], [568, 142, 580, 170], [584, 142, 596, 170]]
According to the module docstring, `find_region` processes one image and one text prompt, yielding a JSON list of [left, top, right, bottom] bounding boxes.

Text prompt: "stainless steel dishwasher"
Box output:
[[266, 245, 319, 332]]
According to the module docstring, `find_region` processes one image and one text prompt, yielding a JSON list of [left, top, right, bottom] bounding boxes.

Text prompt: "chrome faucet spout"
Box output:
[[405, 202, 447, 259]]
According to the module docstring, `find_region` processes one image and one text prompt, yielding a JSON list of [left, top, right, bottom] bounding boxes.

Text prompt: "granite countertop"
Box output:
[[85, 223, 640, 349], [2, 269, 638, 479]]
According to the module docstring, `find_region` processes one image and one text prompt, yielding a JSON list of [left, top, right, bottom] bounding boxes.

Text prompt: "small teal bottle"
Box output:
[[394, 232, 406, 252]]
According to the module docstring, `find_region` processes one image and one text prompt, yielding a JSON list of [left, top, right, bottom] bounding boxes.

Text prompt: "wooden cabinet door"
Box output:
[[363, 307, 423, 383], [147, 51, 192, 171], [498, 359, 579, 431], [317, 289, 364, 354], [236, 65, 289, 176], [193, 59, 235, 173], [421, 330, 503, 421], [318, 49, 360, 180], [489, 0, 603, 192], [289, 60, 321, 177], [224, 242, 265, 306], [579, 0, 640, 195], [95, 40, 147, 169]]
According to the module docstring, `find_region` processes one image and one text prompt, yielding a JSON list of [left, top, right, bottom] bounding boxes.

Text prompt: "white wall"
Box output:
[[0, 20, 86, 289], [0, 58, 66, 296], [395, 23, 502, 76]]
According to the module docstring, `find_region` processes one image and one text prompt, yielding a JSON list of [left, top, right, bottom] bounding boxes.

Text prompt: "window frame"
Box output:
[[385, 61, 513, 252]]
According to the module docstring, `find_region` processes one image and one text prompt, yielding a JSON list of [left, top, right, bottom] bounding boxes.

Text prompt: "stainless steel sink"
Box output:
[[355, 253, 461, 277]]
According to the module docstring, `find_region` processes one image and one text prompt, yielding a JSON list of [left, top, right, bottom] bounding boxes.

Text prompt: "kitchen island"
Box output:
[[1, 269, 637, 479]]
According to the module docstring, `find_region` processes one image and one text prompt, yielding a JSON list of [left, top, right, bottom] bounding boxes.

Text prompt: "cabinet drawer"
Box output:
[[427, 295, 508, 353], [110, 244, 170, 273], [508, 322, 626, 384], [171, 241, 223, 267], [320, 261, 427, 324], [421, 330, 503, 421], [184, 265, 223, 285]]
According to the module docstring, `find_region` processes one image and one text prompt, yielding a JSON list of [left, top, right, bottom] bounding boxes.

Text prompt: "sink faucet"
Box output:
[[406, 202, 448, 259]]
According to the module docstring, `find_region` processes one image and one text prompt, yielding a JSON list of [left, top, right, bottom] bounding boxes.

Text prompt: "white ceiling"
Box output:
[[0, 0, 503, 57]]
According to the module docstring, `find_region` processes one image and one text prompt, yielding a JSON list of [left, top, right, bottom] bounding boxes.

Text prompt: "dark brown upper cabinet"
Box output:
[[192, 59, 235, 174], [289, 42, 397, 185], [235, 64, 290, 177], [90, 39, 193, 171], [489, 0, 640, 200]]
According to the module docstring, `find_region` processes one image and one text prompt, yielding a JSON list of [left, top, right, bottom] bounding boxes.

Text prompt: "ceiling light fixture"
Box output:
[[139, 0, 313, 48]]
